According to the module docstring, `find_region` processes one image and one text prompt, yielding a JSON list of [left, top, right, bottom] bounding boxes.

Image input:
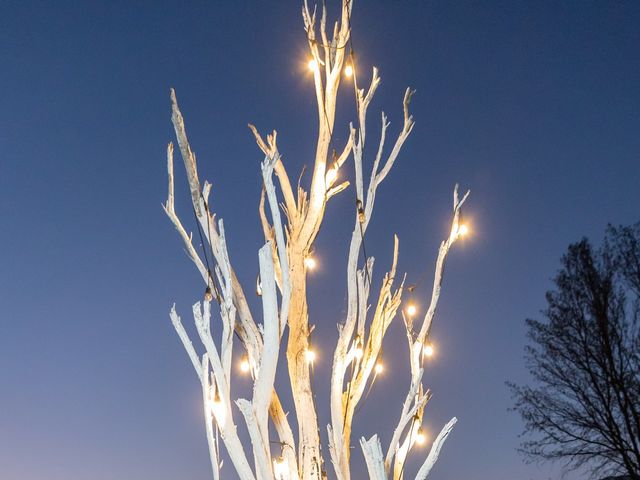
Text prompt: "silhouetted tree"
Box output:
[[510, 223, 640, 479]]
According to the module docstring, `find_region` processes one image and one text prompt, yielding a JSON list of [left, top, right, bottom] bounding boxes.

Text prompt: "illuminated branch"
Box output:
[[328, 66, 414, 480], [360, 435, 387, 480], [415, 417, 458, 480], [165, 2, 471, 480], [387, 184, 469, 479], [167, 95, 298, 478]]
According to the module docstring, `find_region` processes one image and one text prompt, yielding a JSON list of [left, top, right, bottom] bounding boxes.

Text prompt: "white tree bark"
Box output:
[[415, 417, 458, 480], [164, 2, 470, 479], [360, 435, 387, 480]]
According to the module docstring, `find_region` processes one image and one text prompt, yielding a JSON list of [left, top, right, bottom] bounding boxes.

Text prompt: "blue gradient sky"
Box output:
[[1, 1, 639, 479]]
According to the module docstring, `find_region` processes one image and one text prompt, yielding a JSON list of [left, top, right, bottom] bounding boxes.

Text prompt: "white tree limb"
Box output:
[[165, 3, 469, 480], [202, 354, 221, 480], [415, 417, 458, 480], [170, 305, 202, 382], [200, 352, 255, 480], [360, 435, 387, 480]]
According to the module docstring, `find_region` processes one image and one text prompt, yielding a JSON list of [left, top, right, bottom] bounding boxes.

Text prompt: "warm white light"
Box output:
[[240, 355, 250, 373], [204, 286, 213, 302], [308, 59, 318, 71], [415, 426, 426, 445], [423, 343, 434, 357], [304, 256, 316, 270], [353, 337, 364, 360], [305, 349, 316, 363], [273, 455, 288, 479], [374, 362, 383, 374], [406, 304, 417, 316], [256, 275, 263, 296], [458, 223, 469, 237], [344, 64, 353, 77], [209, 386, 226, 427], [325, 167, 337, 186]]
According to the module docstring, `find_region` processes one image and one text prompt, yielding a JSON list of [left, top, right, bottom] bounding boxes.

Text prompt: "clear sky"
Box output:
[[1, 1, 639, 479]]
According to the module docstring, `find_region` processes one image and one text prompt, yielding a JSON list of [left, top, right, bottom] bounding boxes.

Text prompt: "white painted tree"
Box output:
[[164, 1, 469, 479]]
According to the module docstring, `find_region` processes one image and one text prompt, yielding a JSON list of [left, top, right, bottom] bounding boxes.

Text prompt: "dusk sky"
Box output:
[[1, 1, 639, 479]]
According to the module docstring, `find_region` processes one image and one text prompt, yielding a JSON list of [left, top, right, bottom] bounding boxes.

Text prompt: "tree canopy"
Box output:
[[510, 223, 640, 479]]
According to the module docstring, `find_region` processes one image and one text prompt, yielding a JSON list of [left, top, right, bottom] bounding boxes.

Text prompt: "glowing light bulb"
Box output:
[[344, 64, 353, 77], [308, 59, 318, 71], [375, 361, 383, 374], [406, 304, 417, 316], [415, 426, 426, 445], [273, 455, 287, 479], [423, 342, 434, 357], [325, 167, 337, 186], [304, 256, 316, 270], [305, 349, 316, 363], [458, 223, 469, 237], [353, 337, 364, 360], [239, 355, 250, 373], [209, 386, 226, 427], [204, 286, 213, 302]]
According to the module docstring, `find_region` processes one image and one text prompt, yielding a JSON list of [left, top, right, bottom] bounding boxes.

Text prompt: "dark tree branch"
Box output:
[[510, 223, 640, 480]]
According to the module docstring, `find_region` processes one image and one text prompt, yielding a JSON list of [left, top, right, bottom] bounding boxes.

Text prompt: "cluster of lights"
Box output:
[[201, 48, 470, 477], [307, 57, 354, 79]]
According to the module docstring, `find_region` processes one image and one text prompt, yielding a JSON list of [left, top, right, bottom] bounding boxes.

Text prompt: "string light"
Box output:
[[305, 348, 316, 363], [356, 199, 366, 224], [256, 274, 262, 296], [353, 336, 364, 360], [209, 385, 226, 427], [406, 304, 417, 317], [325, 167, 337, 186], [273, 454, 287, 479], [239, 354, 250, 373], [304, 256, 317, 270], [204, 285, 213, 302], [423, 342, 434, 358], [415, 426, 426, 445], [308, 59, 318, 71], [344, 64, 353, 77], [374, 360, 384, 374]]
